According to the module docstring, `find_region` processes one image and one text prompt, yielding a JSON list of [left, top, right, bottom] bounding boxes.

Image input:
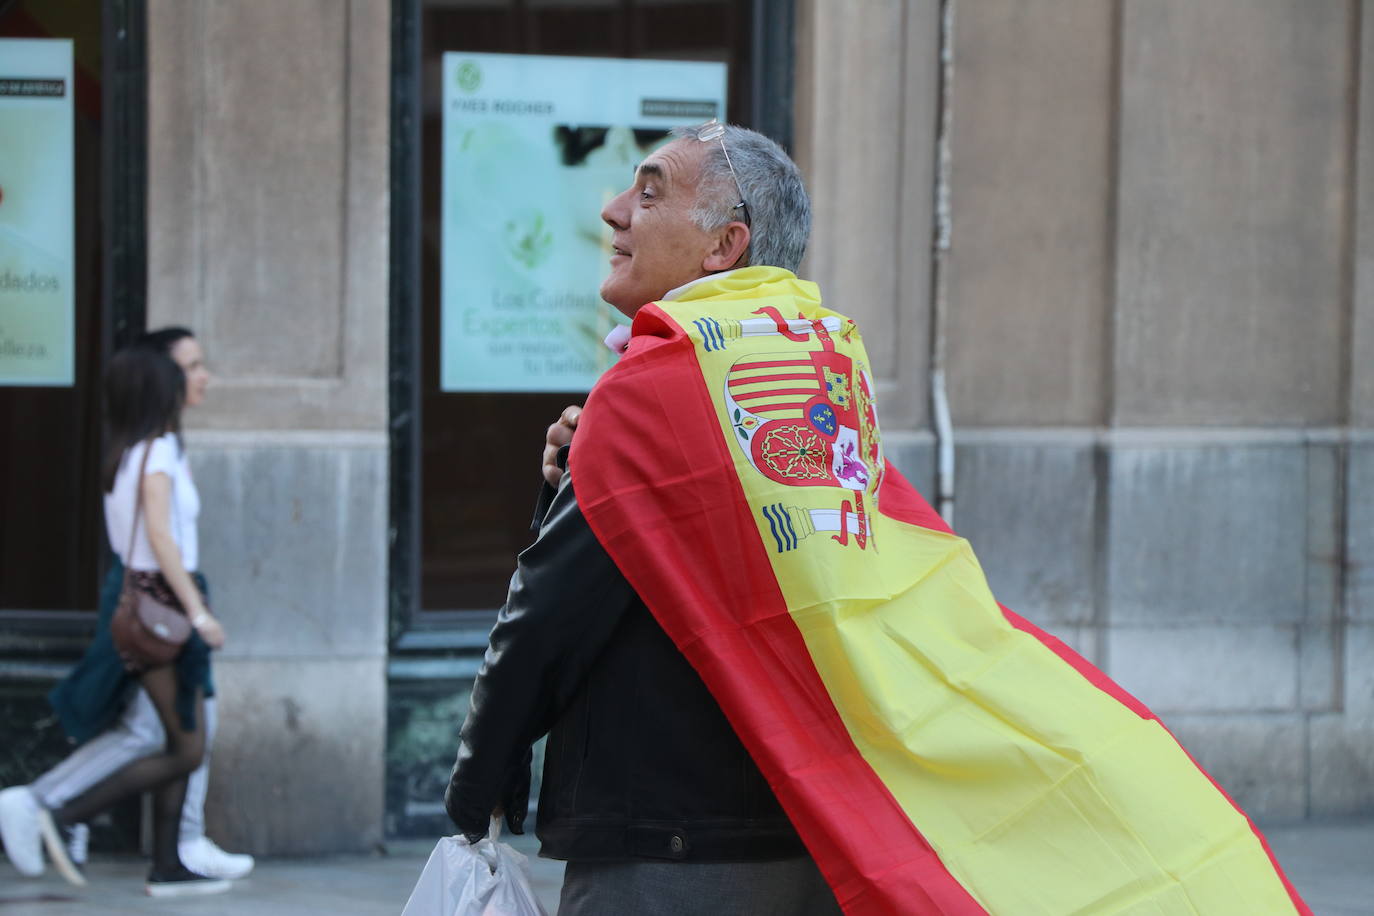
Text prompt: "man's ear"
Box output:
[[702, 221, 751, 272]]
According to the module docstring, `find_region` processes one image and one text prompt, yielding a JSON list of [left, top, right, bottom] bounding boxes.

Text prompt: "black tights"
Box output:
[[54, 665, 205, 872]]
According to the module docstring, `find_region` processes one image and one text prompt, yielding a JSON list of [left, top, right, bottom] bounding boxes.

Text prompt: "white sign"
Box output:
[[0, 38, 75, 387], [441, 52, 727, 392]]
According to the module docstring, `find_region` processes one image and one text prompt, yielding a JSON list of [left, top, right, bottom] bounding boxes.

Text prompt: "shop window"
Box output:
[[414, 0, 759, 619], [0, 0, 122, 616]]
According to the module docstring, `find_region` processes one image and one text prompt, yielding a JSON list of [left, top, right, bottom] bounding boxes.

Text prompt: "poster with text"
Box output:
[[0, 38, 74, 387], [441, 52, 727, 392]]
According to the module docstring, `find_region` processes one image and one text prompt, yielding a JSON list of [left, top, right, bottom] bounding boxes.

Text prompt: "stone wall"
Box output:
[[132, 0, 1372, 851], [795, 0, 1372, 820], [145, 0, 390, 854]]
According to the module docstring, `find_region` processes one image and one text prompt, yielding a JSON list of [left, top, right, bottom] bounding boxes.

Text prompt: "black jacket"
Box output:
[[444, 469, 806, 862]]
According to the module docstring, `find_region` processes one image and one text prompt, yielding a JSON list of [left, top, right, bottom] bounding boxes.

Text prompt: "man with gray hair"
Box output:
[[444, 122, 843, 914], [448, 114, 1313, 915]]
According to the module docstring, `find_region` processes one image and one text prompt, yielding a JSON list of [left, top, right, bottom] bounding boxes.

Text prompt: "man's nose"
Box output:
[[602, 187, 632, 230]]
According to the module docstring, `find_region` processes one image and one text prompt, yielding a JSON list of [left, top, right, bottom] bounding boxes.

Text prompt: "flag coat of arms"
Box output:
[[569, 266, 1309, 915]]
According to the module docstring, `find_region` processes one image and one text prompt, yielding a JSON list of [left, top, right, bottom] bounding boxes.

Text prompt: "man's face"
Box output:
[[599, 139, 718, 317]]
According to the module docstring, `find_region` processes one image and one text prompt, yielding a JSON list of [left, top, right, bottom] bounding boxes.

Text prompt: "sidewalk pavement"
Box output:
[[1, 819, 1369, 914]]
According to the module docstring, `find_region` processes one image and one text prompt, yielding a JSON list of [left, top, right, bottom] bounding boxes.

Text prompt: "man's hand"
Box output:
[[542, 404, 582, 486]]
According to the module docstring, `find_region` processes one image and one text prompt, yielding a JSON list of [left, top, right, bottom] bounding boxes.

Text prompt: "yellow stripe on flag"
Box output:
[[730, 380, 821, 398]]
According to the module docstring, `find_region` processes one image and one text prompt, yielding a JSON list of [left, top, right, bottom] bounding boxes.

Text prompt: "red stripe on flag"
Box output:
[[733, 387, 821, 402], [728, 373, 819, 387], [875, 464, 954, 534], [573, 306, 986, 915], [734, 359, 814, 370]]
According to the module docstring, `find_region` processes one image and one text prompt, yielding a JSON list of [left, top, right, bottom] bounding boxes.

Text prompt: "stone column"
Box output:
[[939, 0, 1118, 662], [793, 0, 941, 477], [146, 0, 389, 854], [1311, 0, 1374, 817], [1107, 0, 1354, 819]]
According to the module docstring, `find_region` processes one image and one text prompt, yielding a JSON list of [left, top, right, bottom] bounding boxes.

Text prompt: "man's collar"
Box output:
[[662, 267, 750, 302], [603, 324, 633, 355], [605, 266, 812, 356], [604, 268, 753, 356]]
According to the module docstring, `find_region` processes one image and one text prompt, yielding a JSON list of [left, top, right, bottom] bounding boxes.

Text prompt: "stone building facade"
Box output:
[[796, 0, 1372, 822], [2, 0, 1368, 855]]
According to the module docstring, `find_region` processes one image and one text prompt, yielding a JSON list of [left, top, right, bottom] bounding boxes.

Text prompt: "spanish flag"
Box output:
[[570, 267, 1308, 914]]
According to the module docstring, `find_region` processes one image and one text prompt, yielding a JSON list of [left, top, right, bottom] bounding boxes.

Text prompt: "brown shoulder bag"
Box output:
[[109, 442, 192, 671]]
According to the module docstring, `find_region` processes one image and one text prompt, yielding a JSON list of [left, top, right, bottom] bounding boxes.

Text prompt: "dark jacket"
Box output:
[[445, 469, 806, 862], [49, 558, 214, 744]]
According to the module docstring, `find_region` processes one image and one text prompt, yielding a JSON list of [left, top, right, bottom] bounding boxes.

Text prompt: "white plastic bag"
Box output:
[[402, 818, 547, 916]]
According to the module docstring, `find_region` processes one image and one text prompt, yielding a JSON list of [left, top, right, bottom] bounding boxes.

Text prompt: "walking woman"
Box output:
[[0, 328, 252, 884], [0, 345, 229, 897]]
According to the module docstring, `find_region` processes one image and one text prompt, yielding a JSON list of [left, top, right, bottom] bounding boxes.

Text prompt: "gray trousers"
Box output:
[[559, 856, 844, 916], [30, 690, 215, 842]]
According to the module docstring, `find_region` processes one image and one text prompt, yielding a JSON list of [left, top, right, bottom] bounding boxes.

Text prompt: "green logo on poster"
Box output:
[[456, 61, 482, 93]]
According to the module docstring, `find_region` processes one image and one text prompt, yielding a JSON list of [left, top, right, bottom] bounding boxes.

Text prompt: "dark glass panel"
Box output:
[[418, 0, 752, 612], [0, 0, 105, 611]]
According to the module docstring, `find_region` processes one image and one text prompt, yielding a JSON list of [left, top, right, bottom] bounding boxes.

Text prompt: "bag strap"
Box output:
[[122, 441, 155, 582]]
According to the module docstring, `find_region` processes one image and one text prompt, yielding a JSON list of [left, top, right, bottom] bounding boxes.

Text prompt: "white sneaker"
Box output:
[[36, 807, 86, 887], [65, 822, 89, 872], [178, 836, 254, 879], [0, 786, 44, 877]]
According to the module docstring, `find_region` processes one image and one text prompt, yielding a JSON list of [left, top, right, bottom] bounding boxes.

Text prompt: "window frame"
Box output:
[[386, 0, 796, 650], [0, 0, 148, 653]]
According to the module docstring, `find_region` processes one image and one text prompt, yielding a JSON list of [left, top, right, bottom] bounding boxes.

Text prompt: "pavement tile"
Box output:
[[0, 821, 1365, 914]]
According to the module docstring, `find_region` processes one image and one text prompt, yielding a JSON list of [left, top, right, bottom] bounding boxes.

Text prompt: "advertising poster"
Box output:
[[441, 52, 727, 392], [0, 38, 74, 386]]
